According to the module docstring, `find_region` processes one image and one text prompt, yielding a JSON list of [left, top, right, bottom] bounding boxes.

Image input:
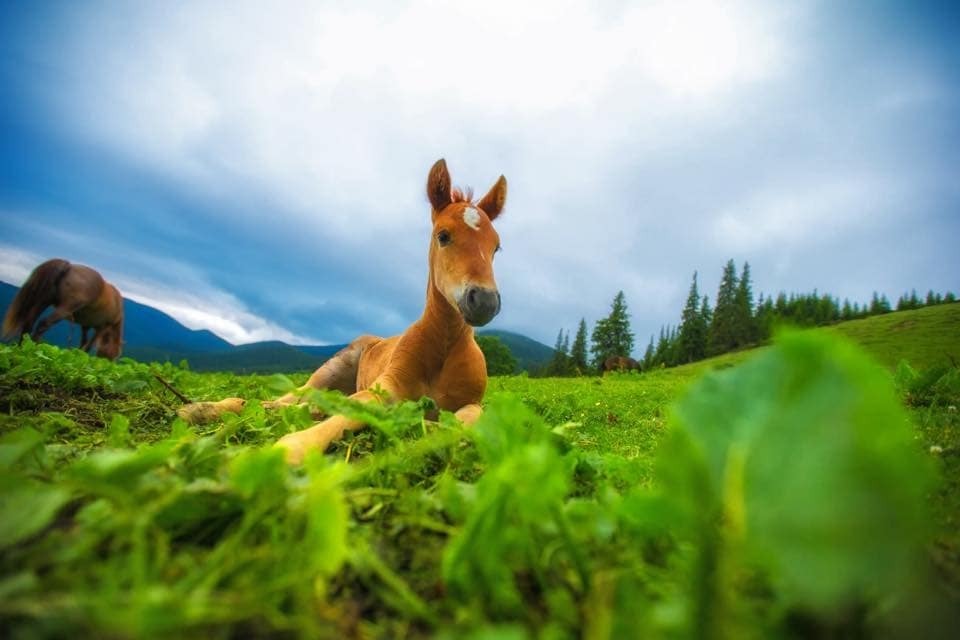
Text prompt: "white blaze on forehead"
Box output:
[[463, 207, 482, 231]]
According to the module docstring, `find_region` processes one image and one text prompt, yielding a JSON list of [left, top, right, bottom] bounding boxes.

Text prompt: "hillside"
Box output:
[[827, 302, 960, 370], [476, 328, 555, 372]]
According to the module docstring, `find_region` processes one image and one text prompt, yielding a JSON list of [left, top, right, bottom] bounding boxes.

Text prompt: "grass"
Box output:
[[1, 303, 958, 638], [828, 303, 960, 369]]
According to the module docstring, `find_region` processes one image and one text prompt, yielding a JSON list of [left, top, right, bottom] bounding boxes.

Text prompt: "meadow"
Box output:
[[1, 304, 958, 638]]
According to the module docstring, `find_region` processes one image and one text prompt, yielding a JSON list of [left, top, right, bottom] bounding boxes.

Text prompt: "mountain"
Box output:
[[0, 281, 553, 374], [476, 329, 555, 372]]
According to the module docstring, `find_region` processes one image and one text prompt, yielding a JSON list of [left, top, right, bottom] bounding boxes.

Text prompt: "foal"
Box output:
[[273, 159, 507, 463]]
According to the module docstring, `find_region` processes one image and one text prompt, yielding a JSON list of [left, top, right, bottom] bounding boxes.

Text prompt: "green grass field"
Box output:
[[1, 304, 958, 638]]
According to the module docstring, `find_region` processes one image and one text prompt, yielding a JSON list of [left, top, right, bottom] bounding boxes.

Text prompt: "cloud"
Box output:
[[39, 0, 791, 223], [0, 245, 44, 285], [710, 175, 902, 254]]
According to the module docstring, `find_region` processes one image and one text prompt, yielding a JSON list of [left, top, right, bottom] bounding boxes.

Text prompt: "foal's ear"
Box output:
[[427, 158, 452, 213], [477, 175, 507, 221]]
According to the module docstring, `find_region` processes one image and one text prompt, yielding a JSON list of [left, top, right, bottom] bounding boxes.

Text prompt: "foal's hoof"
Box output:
[[177, 398, 246, 424]]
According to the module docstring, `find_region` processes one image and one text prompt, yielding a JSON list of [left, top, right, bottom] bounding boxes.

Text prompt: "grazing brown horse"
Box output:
[[3, 259, 124, 360], [263, 159, 507, 463], [603, 355, 640, 373]]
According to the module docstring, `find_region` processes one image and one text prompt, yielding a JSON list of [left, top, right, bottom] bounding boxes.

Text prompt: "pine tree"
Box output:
[[677, 271, 708, 364], [570, 319, 588, 374], [547, 329, 570, 376], [708, 259, 740, 355], [879, 294, 892, 313], [700, 295, 713, 329], [642, 336, 655, 370], [590, 291, 635, 368], [667, 325, 680, 366], [908, 289, 920, 309], [755, 295, 774, 340], [653, 326, 669, 367], [734, 261, 757, 345]]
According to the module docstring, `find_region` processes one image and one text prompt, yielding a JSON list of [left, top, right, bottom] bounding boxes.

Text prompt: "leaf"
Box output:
[[69, 441, 174, 490], [266, 373, 296, 394], [153, 479, 243, 541], [0, 429, 45, 469], [0, 474, 71, 549], [107, 414, 131, 448], [666, 330, 934, 612], [229, 446, 287, 500], [301, 457, 349, 580]]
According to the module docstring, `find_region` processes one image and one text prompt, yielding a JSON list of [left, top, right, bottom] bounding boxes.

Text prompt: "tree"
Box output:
[[734, 261, 757, 345], [547, 329, 571, 376], [590, 291, 635, 369], [754, 294, 774, 340], [642, 335, 655, 370], [841, 298, 853, 321], [708, 259, 740, 355], [677, 271, 708, 364], [570, 319, 589, 374], [475, 335, 518, 375], [700, 295, 713, 333], [653, 326, 670, 367]]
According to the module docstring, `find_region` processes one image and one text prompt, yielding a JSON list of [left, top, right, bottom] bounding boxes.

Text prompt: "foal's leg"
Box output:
[[454, 403, 484, 425], [262, 337, 374, 410], [276, 385, 395, 464]]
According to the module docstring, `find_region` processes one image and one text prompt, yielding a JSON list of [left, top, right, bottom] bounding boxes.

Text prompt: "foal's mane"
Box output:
[[450, 186, 474, 204]]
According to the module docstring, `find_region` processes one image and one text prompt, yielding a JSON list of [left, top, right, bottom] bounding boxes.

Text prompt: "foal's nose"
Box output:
[[459, 286, 501, 327]]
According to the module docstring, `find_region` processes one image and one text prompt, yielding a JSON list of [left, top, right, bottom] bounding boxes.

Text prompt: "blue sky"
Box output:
[[1, 1, 958, 351]]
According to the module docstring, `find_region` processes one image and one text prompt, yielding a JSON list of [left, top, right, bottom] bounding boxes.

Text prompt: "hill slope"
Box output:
[[827, 302, 960, 370], [476, 329, 554, 372]]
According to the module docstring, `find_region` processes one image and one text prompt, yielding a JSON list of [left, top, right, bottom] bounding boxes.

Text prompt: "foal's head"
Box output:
[[426, 159, 506, 327]]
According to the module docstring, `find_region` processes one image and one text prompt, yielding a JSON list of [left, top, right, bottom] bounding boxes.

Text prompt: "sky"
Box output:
[[1, 1, 958, 352]]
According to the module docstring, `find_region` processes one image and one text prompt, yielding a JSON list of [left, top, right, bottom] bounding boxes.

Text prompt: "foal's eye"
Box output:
[[495, 244, 502, 253], [437, 230, 452, 246]]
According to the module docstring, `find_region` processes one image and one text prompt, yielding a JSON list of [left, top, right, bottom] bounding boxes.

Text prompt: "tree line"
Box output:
[[541, 259, 957, 376]]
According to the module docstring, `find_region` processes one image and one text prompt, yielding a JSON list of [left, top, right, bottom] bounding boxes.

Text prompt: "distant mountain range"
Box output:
[[0, 281, 553, 373]]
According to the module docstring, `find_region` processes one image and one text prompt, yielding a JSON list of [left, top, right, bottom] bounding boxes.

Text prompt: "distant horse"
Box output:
[[603, 355, 640, 373], [3, 259, 124, 360], [183, 159, 508, 463]]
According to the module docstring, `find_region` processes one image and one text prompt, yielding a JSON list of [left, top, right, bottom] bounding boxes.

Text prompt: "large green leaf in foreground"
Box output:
[[663, 331, 933, 619]]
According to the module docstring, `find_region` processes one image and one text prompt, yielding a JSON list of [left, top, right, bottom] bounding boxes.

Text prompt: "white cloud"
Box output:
[[0, 246, 44, 285], [44, 0, 790, 230], [119, 282, 312, 346], [711, 176, 902, 254]]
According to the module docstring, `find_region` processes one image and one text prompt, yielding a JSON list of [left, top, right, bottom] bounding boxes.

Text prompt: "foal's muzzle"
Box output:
[[459, 286, 501, 327]]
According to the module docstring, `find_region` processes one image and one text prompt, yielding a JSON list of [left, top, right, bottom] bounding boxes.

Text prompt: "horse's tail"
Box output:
[[2, 259, 71, 339]]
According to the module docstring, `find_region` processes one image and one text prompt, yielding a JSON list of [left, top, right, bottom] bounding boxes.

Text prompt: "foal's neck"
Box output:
[[420, 278, 472, 359]]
